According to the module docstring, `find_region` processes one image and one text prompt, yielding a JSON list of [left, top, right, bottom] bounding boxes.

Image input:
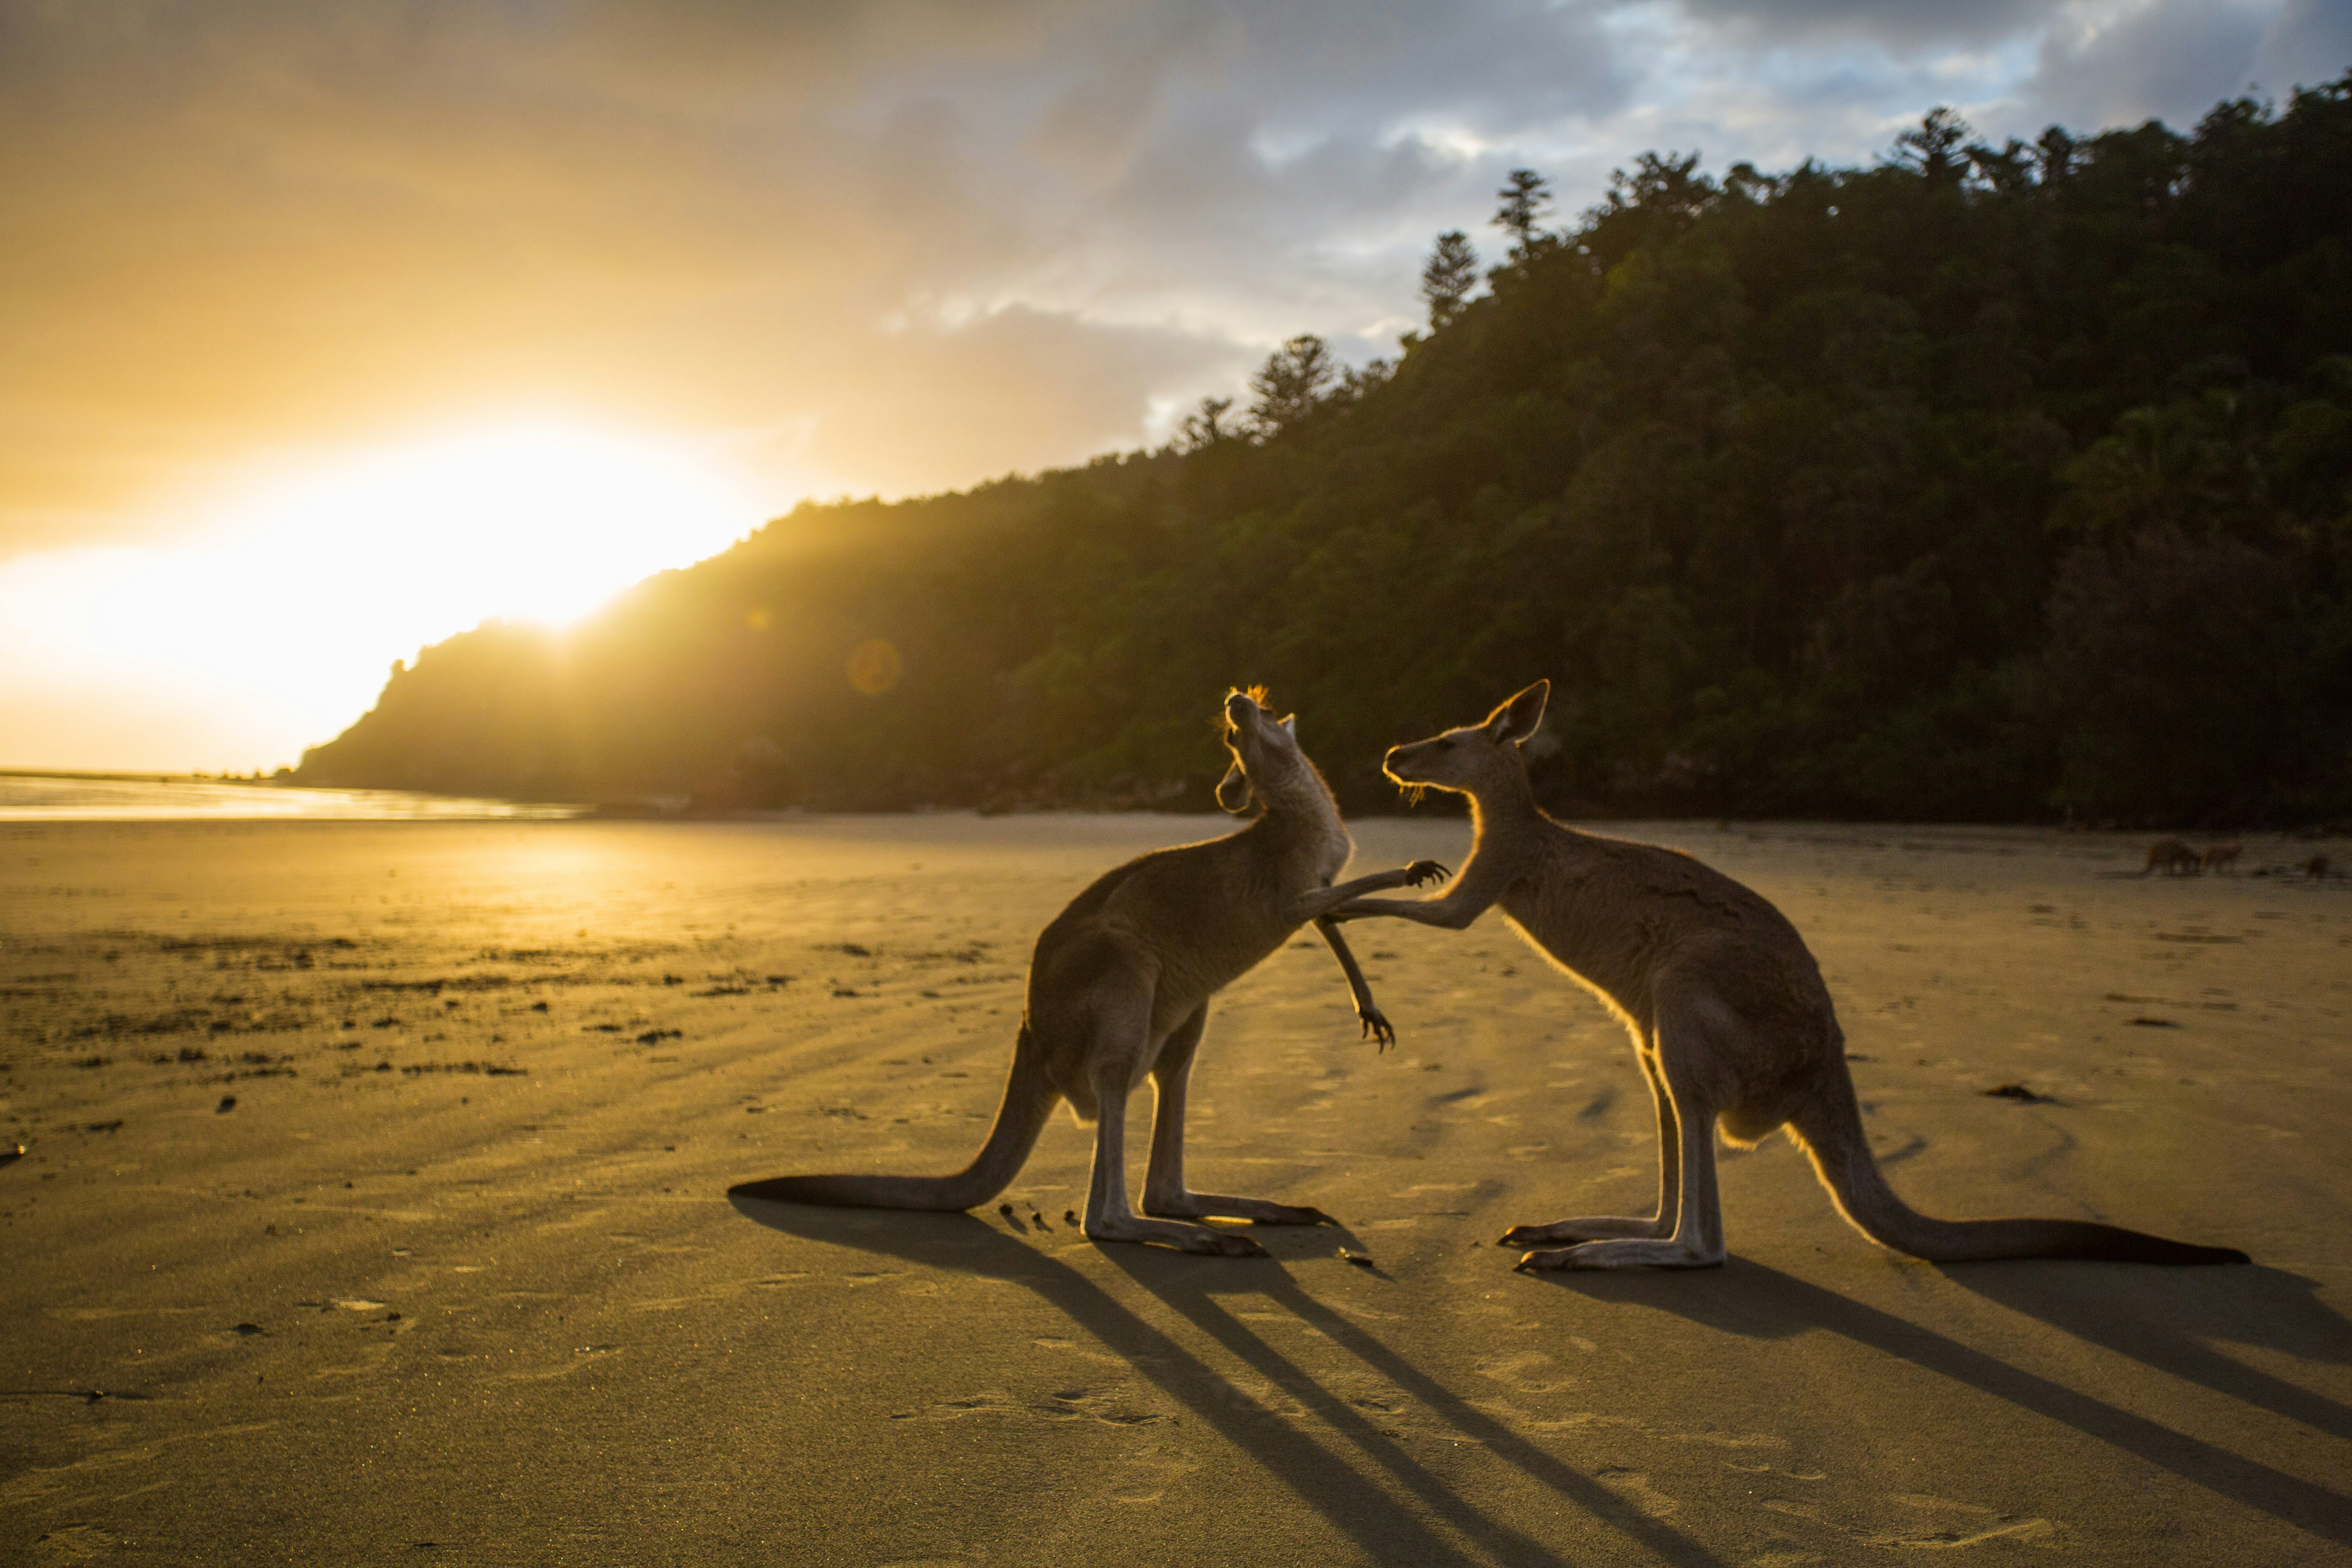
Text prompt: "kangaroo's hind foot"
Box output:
[[1515, 1237, 1725, 1271], [1147, 1191, 1335, 1226], [1501, 1215, 1670, 1245], [1087, 1211, 1271, 1256]]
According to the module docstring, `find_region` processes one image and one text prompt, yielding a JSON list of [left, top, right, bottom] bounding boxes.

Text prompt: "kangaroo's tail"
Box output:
[[1789, 1065, 2247, 1265], [728, 1023, 1058, 1213]]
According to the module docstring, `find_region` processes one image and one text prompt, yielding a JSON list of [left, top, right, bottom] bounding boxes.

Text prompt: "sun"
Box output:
[[0, 420, 766, 771], [243, 423, 758, 630]]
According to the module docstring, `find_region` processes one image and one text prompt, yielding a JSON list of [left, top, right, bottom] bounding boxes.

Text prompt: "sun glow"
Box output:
[[0, 423, 765, 773], [235, 424, 759, 629]]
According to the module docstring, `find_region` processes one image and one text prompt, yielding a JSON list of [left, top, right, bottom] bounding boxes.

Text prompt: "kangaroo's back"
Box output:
[[1500, 819, 1825, 1033]]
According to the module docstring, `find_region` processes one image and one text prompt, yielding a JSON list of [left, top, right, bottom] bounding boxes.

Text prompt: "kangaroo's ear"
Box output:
[[1279, 714, 1296, 737], [1485, 679, 1550, 745]]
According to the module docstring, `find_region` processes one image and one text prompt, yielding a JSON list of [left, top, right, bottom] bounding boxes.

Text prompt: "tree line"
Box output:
[[298, 74, 2352, 826]]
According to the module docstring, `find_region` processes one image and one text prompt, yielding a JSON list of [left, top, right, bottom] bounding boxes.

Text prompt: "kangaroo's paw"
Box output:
[[1090, 1214, 1272, 1257], [1402, 859, 1450, 887], [1358, 1007, 1396, 1050], [1146, 1192, 1334, 1227], [1501, 1216, 1670, 1246], [1514, 1239, 1725, 1272]]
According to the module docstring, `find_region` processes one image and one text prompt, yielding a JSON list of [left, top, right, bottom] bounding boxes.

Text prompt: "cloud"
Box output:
[[2015, 0, 2281, 133], [5, 0, 2334, 563], [1671, 0, 2059, 48], [8, 0, 2336, 767], [0, 0, 1642, 557], [2255, 0, 2352, 94]]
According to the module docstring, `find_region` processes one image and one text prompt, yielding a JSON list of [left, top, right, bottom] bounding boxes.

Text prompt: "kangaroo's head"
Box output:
[[1381, 680, 1549, 799], [1216, 686, 1305, 813]]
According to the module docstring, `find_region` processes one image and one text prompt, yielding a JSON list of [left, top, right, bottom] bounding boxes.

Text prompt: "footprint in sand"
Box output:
[[1030, 1335, 1130, 1369], [897, 1387, 1170, 1426], [1474, 1350, 1575, 1394], [30, 1523, 128, 1564], [1592, 1465, 1681, 1519], [1868, 1494, 2054, 1549], [1109, 1444, 1202, 1504]]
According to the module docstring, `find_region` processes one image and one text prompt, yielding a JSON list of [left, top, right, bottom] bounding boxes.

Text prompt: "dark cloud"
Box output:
[[1670, 0, 2057, 47], [2018, 0, 2272, 133], [2256, 0, 2352, 93]]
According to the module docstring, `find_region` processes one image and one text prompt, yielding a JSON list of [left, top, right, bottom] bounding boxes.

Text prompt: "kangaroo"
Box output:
[[2200, 842, 2243, 874], [1329, 680, 2248, 1272], [730, 688, 1446, 1256], [2144, 837, 2201, 876]]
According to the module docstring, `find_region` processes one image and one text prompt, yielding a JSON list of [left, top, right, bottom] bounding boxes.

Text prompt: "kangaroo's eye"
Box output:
[[1436, 738, 1454, 750]]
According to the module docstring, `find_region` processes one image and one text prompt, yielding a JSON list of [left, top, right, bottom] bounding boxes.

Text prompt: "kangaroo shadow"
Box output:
[[1941, 1261, 2352, 1441], [730, 1196, 1726, 1568], [1094, 1244, 1729, 1567], [1523, 1259, 2352, 1548]]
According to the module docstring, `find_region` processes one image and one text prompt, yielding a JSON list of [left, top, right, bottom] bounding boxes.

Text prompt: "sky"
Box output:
[[2, 0, 2346, 773]]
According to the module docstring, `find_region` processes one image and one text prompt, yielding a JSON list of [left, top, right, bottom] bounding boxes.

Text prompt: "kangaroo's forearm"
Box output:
[[1285, 869, 1414, 924], [1314, 917, 1380, 1019], [1328, 893, 1487, 930]]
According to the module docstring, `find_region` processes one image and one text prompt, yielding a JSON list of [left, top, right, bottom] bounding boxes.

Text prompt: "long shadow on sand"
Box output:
[[1942, 1262, 2352, 1442], [1522, 1259, 2352, 1548], [731, 1197, 1724, 1568]]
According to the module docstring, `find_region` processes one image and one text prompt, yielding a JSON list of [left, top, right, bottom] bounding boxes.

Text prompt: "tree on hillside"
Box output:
[[1173, 395, 1234, 452], [1893, 105, 1970, 180], [1420, 230, 1479, 326], [1247, 334, 1336, 436], [1492, 167, 1552, 255]]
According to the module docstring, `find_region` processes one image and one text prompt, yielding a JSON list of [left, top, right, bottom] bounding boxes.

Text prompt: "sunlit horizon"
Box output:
[[5, 1, 2335, 777], [0, 421, 774, 775]]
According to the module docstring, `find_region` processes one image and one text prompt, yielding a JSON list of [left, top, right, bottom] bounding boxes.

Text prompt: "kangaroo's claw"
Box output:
[[1359, 1008, 1396, 1050], [1402, 859, 1450, 887]]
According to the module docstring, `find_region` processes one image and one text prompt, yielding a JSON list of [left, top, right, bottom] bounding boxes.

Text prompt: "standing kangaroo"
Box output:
[[731, 689, 1446, 1256], [1330, 681, 2248, 1272]]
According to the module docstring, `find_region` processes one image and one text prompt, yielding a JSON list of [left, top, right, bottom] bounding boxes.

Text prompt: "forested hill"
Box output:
[[298, 77, 2352, 827]]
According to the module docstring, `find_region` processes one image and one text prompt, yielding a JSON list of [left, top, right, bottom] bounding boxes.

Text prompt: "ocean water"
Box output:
[[0, 773, 580, 822]]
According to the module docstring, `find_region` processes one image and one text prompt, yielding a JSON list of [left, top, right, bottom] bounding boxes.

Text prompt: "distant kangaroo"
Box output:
[[1330, 681, 2248, 1271], [731, 689, 1446, 1256], [2144, 837, 2201, 876], [2200, 842, 2243, 874]]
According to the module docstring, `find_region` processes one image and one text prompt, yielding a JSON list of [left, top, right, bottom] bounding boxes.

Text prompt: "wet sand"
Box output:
[[3, 814, 2349, 1565]]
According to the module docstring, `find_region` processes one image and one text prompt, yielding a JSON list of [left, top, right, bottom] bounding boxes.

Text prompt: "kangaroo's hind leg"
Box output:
[[1517, 998, 1728, 1270], [1502, 1039, 1680, 1246], [1141, 1005, 1334, 1227], [1076, 991, 1269, 1258]]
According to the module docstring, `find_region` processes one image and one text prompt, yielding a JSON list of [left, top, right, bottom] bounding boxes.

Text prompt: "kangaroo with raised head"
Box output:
[[1329, 680, 2248, 1272], [731, 689, 1446, 1256]]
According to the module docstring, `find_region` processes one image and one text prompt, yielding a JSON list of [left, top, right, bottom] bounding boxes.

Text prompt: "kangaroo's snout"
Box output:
[[1383, 742, 1435, 786], [1226, 692, 1258, 726]]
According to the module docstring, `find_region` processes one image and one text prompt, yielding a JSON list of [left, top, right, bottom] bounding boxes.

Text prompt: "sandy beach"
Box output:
[[3, 813, 2348, 1565]]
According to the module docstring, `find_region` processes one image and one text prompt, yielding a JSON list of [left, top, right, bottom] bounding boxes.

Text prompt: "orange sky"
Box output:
[[2, 0, 2334, 771]]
